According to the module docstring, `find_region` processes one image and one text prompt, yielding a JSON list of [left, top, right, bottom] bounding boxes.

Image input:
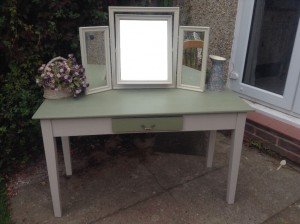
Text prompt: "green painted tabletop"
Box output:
[[32, 89, 253, 119]]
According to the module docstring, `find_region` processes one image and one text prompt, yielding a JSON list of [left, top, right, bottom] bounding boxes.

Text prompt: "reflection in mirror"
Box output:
[[115, 15, 173, 84], [177, 26, 209, 92], [85, 31, 107, 88], [182, 31, 205, 86], [79, 26, 111, 94]]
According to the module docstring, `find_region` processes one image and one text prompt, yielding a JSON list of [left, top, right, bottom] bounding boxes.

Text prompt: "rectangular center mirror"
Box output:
[[115, 15, 173, 84]]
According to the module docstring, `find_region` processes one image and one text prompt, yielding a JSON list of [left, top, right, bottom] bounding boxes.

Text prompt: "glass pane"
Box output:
[[243, 0, 300, 95], [119, 19, 168, 82], [181, 31, 204, 86], [85, 31, 107, 89]]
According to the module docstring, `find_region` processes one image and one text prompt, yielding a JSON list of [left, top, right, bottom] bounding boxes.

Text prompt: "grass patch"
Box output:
[[0, 177, 11, 224]]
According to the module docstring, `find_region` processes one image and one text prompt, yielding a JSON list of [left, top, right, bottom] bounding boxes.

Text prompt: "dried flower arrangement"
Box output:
[[36, 54, 89, 99]]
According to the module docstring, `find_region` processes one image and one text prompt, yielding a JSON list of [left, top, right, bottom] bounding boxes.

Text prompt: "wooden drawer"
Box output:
[[112, 117, 183, 133]]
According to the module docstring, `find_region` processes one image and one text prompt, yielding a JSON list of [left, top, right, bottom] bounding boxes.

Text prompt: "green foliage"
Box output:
[[0, 0, 109, 174], [0, 177, 11, 224]]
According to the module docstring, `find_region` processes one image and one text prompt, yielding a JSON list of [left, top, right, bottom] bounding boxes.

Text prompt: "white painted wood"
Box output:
[[51, 118, 112, 137], [115, 14, 173, 85], [292, 77, 300, 115], [61, 137, 72, 176], [109, 6, 179, 89], [227, 113, 246, 204], [183, 114, 237, 131], [229, 0, 300, 110], [177, 26, 210, 92], [245, 99, 300, 128], [206, 130, 217, 168], [51, 115, 236, 137], [79, 26, 112, 94], [40, 111, 249, 216], [229, 0, 255, 90], [40, 120, 62, 217]]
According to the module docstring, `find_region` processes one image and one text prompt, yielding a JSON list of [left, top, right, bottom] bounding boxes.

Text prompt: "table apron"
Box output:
[[50, 113, 238, 137]]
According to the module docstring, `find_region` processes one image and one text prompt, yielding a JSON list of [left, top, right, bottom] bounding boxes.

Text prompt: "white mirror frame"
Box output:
[[177, 26, 210, 92], [79, 26, 112, 94], [115, 14, 173, 85], [109, 6, 179, 89]]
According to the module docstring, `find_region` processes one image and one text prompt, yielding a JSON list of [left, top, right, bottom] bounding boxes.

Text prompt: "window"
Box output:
[[230, 0, 300, 116]]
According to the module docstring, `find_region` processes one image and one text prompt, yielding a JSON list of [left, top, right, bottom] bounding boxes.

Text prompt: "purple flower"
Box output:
[[37, 55, 88, 98]]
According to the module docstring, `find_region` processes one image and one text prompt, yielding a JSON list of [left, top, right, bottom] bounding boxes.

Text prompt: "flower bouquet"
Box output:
[[36, 54, 89, 99]]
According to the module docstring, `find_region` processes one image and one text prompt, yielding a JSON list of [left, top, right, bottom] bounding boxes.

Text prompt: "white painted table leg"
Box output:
[[206, 130, 217, 168], [41, 120, 62, 217], [62, 137, 72, 176], [227, 113, 247, 204]]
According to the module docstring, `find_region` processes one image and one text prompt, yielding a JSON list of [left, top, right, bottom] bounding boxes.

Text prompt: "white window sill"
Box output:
[[244, 99, 300, 129]]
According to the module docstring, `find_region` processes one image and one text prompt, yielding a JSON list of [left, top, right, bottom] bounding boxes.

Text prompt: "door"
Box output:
[[230, 0, 300, 110]]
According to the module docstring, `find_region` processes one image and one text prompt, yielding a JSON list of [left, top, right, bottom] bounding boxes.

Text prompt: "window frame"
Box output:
[[229, 0, 300, 115]]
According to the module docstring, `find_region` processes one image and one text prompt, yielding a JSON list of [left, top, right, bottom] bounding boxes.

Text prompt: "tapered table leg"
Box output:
[[207, 130, 217, 168], [227, 113, 246, 204], [41, 120, 62, 217], [62, 136, 72, 176]]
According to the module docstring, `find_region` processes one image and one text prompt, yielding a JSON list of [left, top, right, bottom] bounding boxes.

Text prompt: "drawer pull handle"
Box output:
[[141, 124, 156, 131]]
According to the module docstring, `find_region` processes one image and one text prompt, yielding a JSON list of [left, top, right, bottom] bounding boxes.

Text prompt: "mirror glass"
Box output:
[[120, 20, 168, 81], [84, 30, 108, 89], [177, 26, 209, 92], [181, 31, 205, 86], [116, 15, 172, 84]]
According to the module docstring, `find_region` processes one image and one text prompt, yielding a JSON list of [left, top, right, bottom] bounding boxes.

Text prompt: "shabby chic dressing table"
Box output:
[[32, 6, 253, 217], [32, 88, 252, 217]]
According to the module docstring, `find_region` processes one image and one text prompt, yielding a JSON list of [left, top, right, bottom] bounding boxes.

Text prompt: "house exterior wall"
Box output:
[[188, 0, 238, 63]]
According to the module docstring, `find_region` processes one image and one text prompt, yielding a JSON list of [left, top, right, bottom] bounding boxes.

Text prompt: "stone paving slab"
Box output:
[[169, 147, 300, 224], [11, 158, 163, 224], [262, 200, 300, 224], [10, 133, 300, 224], [98, 192, 187, 224]]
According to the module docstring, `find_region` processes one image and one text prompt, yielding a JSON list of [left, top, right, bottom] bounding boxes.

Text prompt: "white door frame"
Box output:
[[229, 0, 300, 110]]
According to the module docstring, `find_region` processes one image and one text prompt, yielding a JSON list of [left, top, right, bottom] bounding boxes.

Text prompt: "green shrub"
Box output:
[[0, 177, 11, 224], [0, 0, 110, 174]]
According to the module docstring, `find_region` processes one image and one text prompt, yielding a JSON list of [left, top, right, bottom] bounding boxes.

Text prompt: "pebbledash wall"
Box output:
[[186, 0, 300, 164]]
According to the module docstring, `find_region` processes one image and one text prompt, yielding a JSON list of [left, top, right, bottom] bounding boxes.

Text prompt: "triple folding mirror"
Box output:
[[79, 7, 209, 94]]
